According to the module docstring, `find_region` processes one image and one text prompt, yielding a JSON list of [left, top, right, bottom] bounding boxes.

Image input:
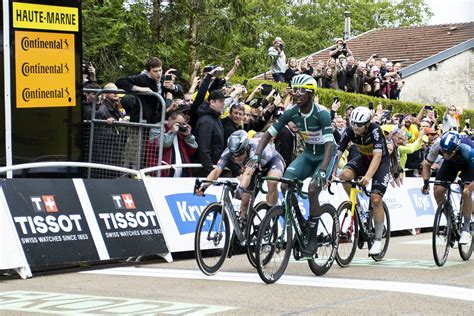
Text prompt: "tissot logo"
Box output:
[[112, 194, 136, 209], [30, 195, 58, 213]]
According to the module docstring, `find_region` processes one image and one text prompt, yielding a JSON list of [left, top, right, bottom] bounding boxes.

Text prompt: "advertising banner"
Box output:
[[1, 179, 99, 267], [82, 179, 168, 258]]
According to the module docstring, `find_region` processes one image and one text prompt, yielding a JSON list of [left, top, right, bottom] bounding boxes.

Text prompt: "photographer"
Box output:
[[268, 36, 287, 82], [82, 61, 97, 84], [146, 110, 197, 177], [329, 38, 353, 60]]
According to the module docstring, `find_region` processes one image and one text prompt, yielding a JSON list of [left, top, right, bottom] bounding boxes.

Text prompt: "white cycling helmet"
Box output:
[[350, 106, 372, 124]]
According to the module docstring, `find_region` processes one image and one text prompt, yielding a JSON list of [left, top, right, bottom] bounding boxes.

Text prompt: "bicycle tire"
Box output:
[[458, 221, 473, 261], [432, 202, 451, 267], [255, 205, 293, 284], [367, 201, 391, 261], [308, 203, 339, 276], [246, 201, 272, 268], [194, 203, 230, 275], [335, 201, 358, 267]]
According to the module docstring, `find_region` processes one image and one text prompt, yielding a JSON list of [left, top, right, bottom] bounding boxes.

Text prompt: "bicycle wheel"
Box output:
[[194, 203, 230, 275], [255, 205, 293, 284], [432, 202, 451, 267], [367, 201, 391, 261], [308, 204, 339, 276], [335, 201, 358, 267], [246, 201, 272, 268], [458, 220, 473, 261]]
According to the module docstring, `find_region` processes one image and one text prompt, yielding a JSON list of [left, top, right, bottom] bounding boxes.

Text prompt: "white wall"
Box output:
[[400, 49, 474, 110]]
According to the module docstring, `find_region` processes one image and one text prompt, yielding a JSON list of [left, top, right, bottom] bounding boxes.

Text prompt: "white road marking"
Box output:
[[400, 239, 433, 245], [82, 267, 474, 302]]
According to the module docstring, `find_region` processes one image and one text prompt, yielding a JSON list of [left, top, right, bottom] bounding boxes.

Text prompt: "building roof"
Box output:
[[254, 22, 474, 79]]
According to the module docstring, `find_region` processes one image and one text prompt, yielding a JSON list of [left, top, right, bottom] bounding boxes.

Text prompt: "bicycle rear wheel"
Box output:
[[255, 205, 293, 284], [194, 203, 230, 275], [432, 202, 451, 267], [246, 201, 272, 268], [458, 220, 473, 261], [335, 201, 358, 267], [367, 201, 391, 261], [308, 204, 339, 276]]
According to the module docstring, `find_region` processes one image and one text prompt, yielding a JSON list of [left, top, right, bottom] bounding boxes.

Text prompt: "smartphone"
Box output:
[[425, 105, 434, 111], [242, 79, 248, 86], [170, 70, 181, 77], [333, 96, 339, 103], [203, 65, 216, 73], [368, 101, 374, 110], [466, 119, 471, 129], [164, 74, 173, 81], [261, 84, 273, 96]]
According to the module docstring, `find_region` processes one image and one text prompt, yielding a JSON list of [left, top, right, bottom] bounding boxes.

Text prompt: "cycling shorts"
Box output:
[[283, 149, 336, 182], [344, 156, 390, 195], [435, 159, 473, 188]]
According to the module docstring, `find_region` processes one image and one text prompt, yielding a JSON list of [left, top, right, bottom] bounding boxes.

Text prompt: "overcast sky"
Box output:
[[425, 0, 473, 25]]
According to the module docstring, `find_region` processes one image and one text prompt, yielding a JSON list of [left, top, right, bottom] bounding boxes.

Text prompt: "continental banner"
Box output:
[[1, 179, 99, 267], [82, 179, 168, 258]]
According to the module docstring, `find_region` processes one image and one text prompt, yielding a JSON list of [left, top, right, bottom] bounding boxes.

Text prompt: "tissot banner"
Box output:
[[82, 179, 168, 258], [1, 179, 99, 267]]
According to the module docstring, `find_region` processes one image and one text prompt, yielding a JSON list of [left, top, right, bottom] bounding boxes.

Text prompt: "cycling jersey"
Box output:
[[426, 141, 474, 168], [338, 123, 389, 160], [217, 139, 285, 173], [268, 103, 334, 156]]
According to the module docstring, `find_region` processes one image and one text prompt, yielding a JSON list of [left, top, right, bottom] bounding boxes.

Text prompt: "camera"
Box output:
[[178, 124, 187, 133], [82, 61, 91, 74], [164, 74, 173, 81]]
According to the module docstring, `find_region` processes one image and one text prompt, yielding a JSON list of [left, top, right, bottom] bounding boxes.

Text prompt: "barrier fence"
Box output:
[[0, 162, 464, 279]]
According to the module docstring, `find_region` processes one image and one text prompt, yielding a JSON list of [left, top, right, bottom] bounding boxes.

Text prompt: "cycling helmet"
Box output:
[[291, 74, 317, 93], [228, 130, 249, 156], [350, 106, 372, 124], [440, 131, 460, 152]]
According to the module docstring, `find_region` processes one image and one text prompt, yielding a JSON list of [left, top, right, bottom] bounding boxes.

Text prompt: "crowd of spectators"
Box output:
[[82, 36, 472, 179]]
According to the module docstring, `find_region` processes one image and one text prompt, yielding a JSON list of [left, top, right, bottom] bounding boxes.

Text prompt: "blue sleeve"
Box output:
[[459, 144, 474, 169]]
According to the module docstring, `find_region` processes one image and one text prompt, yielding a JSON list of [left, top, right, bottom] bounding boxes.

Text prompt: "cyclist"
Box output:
[[334, 106, 390, 255], [195, 130, 285, 221], [251, 74, 337, 257], [421, 131, 473, 244]]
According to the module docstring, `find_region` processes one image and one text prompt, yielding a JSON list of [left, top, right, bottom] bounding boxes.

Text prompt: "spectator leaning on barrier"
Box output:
[[268, 36, 287, 82], [82, 81, 101, 120], [146, 110, 197, 177], [194, 89, 226, 175]]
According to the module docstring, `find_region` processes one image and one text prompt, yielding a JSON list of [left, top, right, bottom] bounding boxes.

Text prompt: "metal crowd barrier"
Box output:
[[83, 89, 167, 178]]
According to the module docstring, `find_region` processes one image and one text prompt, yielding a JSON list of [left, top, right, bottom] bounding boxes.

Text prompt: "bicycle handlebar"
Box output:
[[428, 179, 470, 186], [261, 176, 308, 198], [194, 178, 238, 196], [328, 179, 371, 197]]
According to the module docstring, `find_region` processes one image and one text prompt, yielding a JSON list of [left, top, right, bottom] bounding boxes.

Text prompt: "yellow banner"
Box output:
[[13, 2, 79, 32], [15, 31, 76, 108]]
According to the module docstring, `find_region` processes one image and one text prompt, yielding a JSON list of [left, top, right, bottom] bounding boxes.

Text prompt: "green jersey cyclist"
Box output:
[[250, 74, 337, 257]]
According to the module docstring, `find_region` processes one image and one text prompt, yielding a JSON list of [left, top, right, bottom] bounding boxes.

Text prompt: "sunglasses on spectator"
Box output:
[[449, 108, 456, 111], [350, 122, 367, 128]]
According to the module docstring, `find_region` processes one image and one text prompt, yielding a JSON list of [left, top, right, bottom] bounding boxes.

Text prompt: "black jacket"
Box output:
[[194, 103, 225, 173], [221, 116, 242, 177]]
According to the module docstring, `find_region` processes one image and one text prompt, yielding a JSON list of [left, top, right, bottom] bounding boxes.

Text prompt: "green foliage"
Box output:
[[83, 0, 433, 85]]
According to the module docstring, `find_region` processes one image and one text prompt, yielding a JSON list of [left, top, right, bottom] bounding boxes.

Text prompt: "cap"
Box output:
[[273, 36, 284, 44], [208, 89, 225, 101], [345, 105, 355, 111], [335, 38, 344, 43]]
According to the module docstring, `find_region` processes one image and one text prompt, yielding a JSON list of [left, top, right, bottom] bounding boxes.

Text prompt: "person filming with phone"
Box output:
[[268, 36, 287, 82]]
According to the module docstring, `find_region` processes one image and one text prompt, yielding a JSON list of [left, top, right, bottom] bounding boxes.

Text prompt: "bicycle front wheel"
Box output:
[[246, 201, 272, 268], [368, 201, 391, 261], [308, 203, 339, 276], [432, 202, 451, 267], [194, 203, 230, 275], [335, 201, 358, 267], [255, 205, 293, 284]]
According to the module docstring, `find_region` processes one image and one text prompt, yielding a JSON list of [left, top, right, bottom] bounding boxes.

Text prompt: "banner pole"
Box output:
[[3, 0, 13, 178]]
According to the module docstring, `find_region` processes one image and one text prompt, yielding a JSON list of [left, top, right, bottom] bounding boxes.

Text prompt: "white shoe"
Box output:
[[369, 240, 383, 255], [459, 231, 471, 245]]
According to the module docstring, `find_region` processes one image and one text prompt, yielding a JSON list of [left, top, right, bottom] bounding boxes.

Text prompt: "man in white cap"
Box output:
[[268, 36, 287, 82]]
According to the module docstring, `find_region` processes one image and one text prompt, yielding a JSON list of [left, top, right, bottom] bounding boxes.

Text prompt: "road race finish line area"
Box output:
[[0, 291, 235, 315]]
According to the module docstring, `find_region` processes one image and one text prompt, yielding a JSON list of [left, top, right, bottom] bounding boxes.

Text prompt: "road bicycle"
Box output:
[[430, 180, 473, 267], [193, 175, 271, 275], [329, 179, 391, 267], [255, 177, 339, 284]]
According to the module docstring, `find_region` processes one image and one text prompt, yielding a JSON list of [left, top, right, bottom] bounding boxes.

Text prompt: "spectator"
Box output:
[[402, 115, 419, 143], [442, 105, 460, 133], [345, 56, 358, 93], [82, 81, 101, 120], [355, 62, 368, 94], [329, 38, 353, 59], [146, 110, 197, 177], [268, 37, 287, 82], [82, 61, 97, 84], [96, 83, 123, 122], [335, 55, 348, 91], [222, 103, 244, 142], [333, 114, 346, 144], [194, 89, 226, 175], [116, 57, 184, 123], [284, 57, 300, 84], [299, 57, 314, 76]]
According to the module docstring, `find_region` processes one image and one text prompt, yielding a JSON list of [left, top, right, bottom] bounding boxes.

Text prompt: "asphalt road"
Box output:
[[1, 232, 473, 315]]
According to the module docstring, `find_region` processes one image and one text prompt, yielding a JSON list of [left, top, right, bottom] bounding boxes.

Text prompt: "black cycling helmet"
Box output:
[[227, 130, 249, 156]]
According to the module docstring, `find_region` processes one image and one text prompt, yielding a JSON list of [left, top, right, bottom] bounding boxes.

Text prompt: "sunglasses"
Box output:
[[351, 122, 367, 128], [292, 87, 310, 94], [232, 150, 246, 158]]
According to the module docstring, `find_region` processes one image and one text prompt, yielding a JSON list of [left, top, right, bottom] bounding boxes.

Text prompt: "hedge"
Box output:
[[242, 79, 473, 124]]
